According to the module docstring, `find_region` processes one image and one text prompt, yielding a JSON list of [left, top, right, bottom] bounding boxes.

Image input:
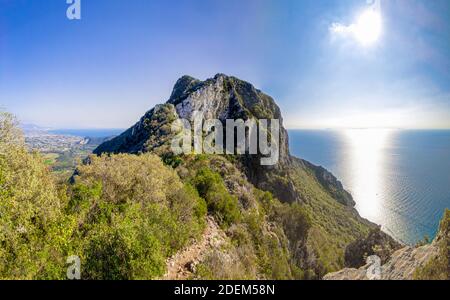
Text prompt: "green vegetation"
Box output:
[[191, 168, 241, 227], [176, 155, 312, 279], [1, 112, 311, 280], [0, 112, 67, 279], [0, 112, 206, 279], [67, 153, 207, 279], [1, 111, 448, 280], [344, 226, 402, 268], [288, 160, 373, 276], [0, 113, 312, 279], [414, 209, 449, 280]]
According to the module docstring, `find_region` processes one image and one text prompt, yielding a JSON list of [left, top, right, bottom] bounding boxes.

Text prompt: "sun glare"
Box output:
[[352, 9, 382, 46], [343, 129, 393, 220]]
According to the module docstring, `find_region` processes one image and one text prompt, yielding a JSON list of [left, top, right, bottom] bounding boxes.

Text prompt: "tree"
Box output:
[[0, 111, 67, 279]]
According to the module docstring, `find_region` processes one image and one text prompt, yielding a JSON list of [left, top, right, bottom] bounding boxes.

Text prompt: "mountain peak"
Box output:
[[213, 73, 228, 79], [95, 73, 297, 200], [94, 74, 356, 205], [168, 75, 201, 104]]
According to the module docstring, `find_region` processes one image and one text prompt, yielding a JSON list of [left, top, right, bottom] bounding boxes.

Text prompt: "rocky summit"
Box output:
[[95, 74, 345, 205]]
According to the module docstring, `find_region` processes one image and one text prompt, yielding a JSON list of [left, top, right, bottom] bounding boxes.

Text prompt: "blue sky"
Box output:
[[0, 0, 449, 129]]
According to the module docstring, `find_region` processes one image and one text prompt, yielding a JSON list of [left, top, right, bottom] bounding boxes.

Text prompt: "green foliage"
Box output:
[[1, 110, 421, 281], [274, 203, 311, 244], [344, 226, 402, 269], [177, 156, 313, 280], [191, 168, 240, 227], [78, 203, 166, 280], [0, 112, 68, 279], [253, 191, 312, 279], [414, 209, 449, 280], [68, 153, 207, 279], [289, 163, 373, 275], [161, 153, 183, 168], [0, 112, 207, 279]]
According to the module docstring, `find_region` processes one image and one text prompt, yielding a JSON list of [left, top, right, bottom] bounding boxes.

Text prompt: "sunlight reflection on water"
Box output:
[[289, 129, 450, 245], [340, 129, 394, 223]]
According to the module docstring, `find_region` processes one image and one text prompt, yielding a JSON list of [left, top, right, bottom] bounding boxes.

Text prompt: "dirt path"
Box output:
[[163, 216, 225, 280]]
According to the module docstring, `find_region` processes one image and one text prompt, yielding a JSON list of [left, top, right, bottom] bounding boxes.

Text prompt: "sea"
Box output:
[[288, 129, 450, 245], [48, 129, 125, 138]]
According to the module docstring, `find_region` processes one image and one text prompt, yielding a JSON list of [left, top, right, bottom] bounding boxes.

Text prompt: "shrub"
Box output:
[[274, 203, 311, 245], [191, 168, 241, 227], [80, 203, 166, 280], [0, 112, 67, 279], [414, 210, 449, 280]]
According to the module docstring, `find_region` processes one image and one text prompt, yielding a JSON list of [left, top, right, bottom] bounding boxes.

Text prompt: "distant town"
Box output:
[[25, 131, 89, 153], [22, 124, 116, 178]]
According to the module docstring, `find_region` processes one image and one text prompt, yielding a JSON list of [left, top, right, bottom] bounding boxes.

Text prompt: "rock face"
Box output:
[[344, 227, 402, 268], [95, 74, 288, 157], [324, 242, 440, 280], [324, 210, 449, 280], [94, 74, 351, 206]]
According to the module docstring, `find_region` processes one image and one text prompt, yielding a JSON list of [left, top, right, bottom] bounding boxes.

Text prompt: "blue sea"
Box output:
[[49, 129, 124, 138], [288, 129, 450, 245]]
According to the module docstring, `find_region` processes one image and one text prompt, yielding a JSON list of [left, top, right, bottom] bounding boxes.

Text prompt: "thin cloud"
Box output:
[[330, 22, 355, 36]]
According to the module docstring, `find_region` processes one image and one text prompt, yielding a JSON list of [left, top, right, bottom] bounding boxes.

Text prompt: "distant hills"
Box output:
[[20, 123, 52, 135]]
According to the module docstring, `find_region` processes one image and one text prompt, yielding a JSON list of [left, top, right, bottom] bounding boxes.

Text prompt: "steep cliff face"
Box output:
[[94, 74, 380, 275]]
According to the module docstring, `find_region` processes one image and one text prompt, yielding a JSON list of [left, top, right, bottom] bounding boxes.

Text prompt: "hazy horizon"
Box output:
[[21, 121, 450, 132], [1, 0, 449, 129]]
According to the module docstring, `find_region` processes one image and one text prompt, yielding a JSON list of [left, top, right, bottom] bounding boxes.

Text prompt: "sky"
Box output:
[[0, 0, 449, 129]]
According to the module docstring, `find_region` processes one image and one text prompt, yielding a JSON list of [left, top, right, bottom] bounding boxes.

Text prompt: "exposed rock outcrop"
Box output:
[[324, 242, 440, 280], [324, 210, 449, 280], [344, 226, 402, 268]]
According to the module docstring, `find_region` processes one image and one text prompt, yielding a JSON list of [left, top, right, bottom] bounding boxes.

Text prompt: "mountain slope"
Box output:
[[94, 74, 384, 276]]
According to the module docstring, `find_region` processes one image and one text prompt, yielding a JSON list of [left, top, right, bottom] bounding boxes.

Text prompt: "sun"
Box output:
[[329, 6, 383, 47], [352, 9, 382, 46]]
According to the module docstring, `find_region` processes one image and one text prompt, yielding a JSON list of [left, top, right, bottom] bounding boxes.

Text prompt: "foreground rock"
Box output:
[[324, 210, 449, 280], [344, 227, 402, 268], [324, 243, 439, 280]]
